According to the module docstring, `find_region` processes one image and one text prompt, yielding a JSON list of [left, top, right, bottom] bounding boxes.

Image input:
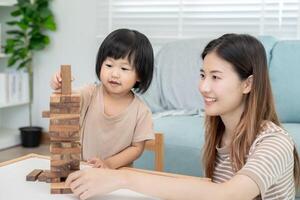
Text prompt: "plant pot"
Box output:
[[19, 126, 42, 148]]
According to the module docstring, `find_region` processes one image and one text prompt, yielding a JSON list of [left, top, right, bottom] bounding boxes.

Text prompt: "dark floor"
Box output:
[[0, 144, 50, 163]]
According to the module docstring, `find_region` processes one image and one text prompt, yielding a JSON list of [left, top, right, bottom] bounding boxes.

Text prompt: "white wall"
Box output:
[[2, 0, 161, 131], [31, 0, 100, 130]]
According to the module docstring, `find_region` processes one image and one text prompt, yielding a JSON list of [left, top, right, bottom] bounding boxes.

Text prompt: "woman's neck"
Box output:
[[220, 103, 245, 147]]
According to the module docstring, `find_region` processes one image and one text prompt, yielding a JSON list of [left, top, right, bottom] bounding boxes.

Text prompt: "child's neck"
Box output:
[[102, 87, 134, 117]]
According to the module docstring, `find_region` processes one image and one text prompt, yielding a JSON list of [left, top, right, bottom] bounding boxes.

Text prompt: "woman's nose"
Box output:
[[198, 79, 211, 94]]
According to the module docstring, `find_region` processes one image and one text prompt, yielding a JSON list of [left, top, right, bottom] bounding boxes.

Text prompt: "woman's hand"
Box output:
[[65, 168, 126, 200], [87, 157, 110, 168]]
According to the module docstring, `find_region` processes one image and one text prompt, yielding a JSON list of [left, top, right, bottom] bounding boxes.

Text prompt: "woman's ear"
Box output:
[[243, 75, 253, 94]]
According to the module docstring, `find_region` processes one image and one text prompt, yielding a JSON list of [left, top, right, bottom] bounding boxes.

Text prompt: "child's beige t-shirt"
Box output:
[[78, 83, 154, 161]]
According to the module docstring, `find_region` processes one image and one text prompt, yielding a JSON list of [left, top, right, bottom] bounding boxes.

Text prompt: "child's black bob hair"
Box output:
[[95, 28, 154, 94]]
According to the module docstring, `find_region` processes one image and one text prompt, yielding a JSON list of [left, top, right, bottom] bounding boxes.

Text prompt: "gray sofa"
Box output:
[[134, 36, 300, 197]]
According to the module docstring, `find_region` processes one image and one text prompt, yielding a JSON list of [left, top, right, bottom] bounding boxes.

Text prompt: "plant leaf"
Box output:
[[6, 30, 25, 37], [11, 9, 22, 17], [44, 16, 56, 31], [18, 58, 31, 69], [6, 21, 19, 25]]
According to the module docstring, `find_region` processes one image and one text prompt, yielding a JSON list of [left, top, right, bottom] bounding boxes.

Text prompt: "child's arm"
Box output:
[[66, 167, 260, 200], [104, 141, 145, 169]]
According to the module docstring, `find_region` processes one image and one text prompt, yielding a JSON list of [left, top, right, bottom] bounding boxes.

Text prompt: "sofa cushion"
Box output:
[[141, 39, 210, 114], [282, 123, 300, 151], [258, 35, 278, 66], [135, 115, 205, 176], [269, 41, 300, 123]]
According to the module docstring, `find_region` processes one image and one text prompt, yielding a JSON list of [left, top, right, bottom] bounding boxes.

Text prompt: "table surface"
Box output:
[[0, 154, 161, 200]]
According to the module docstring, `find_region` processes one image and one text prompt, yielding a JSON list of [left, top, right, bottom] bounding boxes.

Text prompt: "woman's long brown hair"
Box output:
[[201, 34, 300, 188]]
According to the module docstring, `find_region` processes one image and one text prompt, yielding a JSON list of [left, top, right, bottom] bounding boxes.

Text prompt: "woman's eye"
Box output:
[[200, 73, 205, 79]]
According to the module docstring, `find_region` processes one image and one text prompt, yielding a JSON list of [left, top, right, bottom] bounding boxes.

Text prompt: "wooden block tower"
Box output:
[[48, 65, 81, 193], [27, 65, 82, 194]]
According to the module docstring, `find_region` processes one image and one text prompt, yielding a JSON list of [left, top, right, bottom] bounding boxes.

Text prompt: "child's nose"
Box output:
[[111, 68, 120, 78]]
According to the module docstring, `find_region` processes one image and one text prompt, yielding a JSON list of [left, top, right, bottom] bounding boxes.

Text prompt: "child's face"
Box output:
[[198, 52, 249, 118], [100, 57, 139, 96]]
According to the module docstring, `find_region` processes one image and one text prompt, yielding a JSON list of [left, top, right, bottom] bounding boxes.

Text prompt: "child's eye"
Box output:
[[105, 64, 112, 68], [212, 75, 220, 80], [121, 67, 129, 71], [200, 73, 205, 79]]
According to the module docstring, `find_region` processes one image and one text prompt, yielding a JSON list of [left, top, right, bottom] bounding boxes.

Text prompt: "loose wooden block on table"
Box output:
[[26, 169, 43, 181], [37, 170, 60, 183]]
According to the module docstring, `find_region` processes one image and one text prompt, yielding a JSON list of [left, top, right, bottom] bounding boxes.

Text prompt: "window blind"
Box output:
[[96, 0, 300, 44]]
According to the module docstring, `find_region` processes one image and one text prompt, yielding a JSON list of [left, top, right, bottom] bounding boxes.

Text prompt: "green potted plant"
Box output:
[[4, 0, 56, 147]]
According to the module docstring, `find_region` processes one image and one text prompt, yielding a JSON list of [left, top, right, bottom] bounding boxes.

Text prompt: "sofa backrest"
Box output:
[[141, 38, 210, 113], [269, 40, 300, 123], [142, 36, 299, 124]]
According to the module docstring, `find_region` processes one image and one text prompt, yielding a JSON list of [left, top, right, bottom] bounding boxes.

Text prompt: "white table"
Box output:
[[0, 154, 160, 200]]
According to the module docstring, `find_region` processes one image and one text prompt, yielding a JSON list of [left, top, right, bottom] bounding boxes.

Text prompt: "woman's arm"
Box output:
[[66, 167, 259, 200], [104, 141, 145, 169]]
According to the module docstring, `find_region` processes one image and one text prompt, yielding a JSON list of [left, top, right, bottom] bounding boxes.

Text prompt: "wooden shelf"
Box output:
[[0, 127, 20, 150], [0, 101, 29, 109]]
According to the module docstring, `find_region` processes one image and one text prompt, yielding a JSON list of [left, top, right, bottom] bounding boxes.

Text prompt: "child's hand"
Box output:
[[50, 70, 62, 90], [50, 70, 75, 90], [87, 157, 110, 168]]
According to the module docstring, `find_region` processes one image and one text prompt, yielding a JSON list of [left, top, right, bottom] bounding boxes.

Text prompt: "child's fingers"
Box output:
[[50, 80, 60, 90], [87, 157, 98, 163], [55, 71, 62, 82]]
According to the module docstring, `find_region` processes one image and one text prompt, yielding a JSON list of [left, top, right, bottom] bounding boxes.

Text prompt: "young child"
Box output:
[[50, 28, 155, 169], [66, 34, 300, 200]]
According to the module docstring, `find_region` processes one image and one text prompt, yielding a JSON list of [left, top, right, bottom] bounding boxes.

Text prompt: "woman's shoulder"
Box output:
[[253, 120, 294, 149]]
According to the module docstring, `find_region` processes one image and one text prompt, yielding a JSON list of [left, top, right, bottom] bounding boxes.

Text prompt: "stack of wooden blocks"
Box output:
[[26, 65, 81, 194]]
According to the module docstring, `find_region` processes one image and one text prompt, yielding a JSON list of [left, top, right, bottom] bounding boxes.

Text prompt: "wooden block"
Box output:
[[50, 106, 80, 115], [50, 130, 80, 142], [50, 93, 81, 103], [51, 153, 81, 161], [42, 111, 50, 118], [37, 170, 60, 183], [50, 113, 80, 118], [50, 116, 80, 126], [49, 125, 80, 132], [50, 168, 77, 178], [51, 182, 72, 194], [61, 65, 72, 95], [51, 159, 80, 170], [26, 169, 43, 181], [50, 102, 80, 107], [50, 142, 81, 154]]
